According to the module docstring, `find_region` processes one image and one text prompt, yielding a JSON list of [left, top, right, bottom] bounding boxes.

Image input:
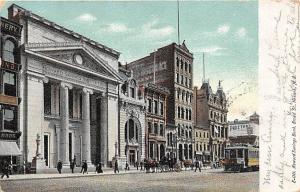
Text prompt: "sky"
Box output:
[[0, 0, 258, 120]]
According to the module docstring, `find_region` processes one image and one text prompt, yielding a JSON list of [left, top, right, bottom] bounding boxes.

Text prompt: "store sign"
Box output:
[[0, 94, 18, 106], [0, 131, 21, 140], [0, 60, 19, 71], [0, 17, 22, 37]]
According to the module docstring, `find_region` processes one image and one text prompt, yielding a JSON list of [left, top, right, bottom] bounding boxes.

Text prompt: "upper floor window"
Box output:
[[0, 105, 17, 131], [189, 64, 191, 73], [147, 99, 152, 113], [180, 60, 183, 70], [160, 124, 164, 136], [44, 82, 51, 115], [177, 107, 181, 118], [176, 73, 179, 83], [148, 122, 152, 134], [176, 58, 179, 68], [160, 102, 164, 116], [184, 62, 187, 71], [154, 100, 158, 114], [185, 77, 188, 86], [181, 75, 184, 85], [130, 87, 135, 98], [3, 71, 16, 97], [3, 40, 16, 63], [154, 123, 158, 134]]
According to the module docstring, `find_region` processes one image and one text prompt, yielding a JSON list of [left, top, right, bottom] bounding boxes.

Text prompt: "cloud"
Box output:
[[217, 24, 230, 34], [76, 13, 97, 22], [236, 27, 247, 38], [141, 18, 175, 39], [102, 23, 130, 33], [194, 46, 227, 56]]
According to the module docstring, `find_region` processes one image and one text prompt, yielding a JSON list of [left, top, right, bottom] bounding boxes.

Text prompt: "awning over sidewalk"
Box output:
[[0, 140, 22, 156]]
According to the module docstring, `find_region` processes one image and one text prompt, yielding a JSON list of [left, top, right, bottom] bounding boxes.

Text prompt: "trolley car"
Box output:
[[223, 145, 259, 172]]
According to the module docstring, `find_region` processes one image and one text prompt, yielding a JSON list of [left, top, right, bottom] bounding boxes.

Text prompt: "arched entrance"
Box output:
[[124, 117, 141, 165]]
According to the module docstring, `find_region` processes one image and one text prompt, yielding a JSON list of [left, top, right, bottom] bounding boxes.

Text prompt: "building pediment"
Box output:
[[25, 42, 122, 83]]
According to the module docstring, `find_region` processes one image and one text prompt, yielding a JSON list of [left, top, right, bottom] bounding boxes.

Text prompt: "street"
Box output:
[[0, 169, 258, 192]]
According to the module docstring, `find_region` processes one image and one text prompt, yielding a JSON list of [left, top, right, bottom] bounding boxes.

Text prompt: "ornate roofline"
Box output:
[[8, 4, 120, 58]]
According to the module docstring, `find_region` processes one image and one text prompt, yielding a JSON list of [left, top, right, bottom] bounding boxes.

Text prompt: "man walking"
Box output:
[[114, 160, 119, 173], [70, 160, 75, 173], [125, 161, 129, 171], [1, 160, 10, 179], [82, 160, 88, 174], [57, 160, 62, 174]]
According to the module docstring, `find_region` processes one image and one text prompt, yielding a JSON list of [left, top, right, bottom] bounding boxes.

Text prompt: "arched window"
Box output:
[[3, 39, 16, 63], [125, 119, 138, 141]]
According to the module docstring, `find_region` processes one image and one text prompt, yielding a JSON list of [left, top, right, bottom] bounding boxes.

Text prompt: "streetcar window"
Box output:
[[238, 149, 243, 158], [230, 149, 236, 158]]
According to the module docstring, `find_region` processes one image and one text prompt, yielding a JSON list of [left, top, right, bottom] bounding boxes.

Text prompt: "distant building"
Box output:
[[127, 42, 194, 161], [193, 81, 229, 162], [228, 112, 259, 137], [0, 16, 23, 164], [139, 83, 169, 160], [228, 135, 259, 147]]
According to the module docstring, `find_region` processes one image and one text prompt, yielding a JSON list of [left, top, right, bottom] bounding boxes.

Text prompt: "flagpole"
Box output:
[[177, 0, 180, 45]]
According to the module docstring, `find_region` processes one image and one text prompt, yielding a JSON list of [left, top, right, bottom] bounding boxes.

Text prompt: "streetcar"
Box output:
[[223, 144, 259, 172]]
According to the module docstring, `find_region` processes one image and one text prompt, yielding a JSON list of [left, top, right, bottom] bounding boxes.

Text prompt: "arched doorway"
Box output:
[[124, 118, 141, 165]]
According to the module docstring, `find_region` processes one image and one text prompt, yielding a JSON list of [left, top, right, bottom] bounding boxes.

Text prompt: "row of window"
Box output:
[[195, 143, 209, 152], [195, 131, 209, 138], [176, 57, 192, 74], [229, 124, 251, 131], [211, 125, 228, 138], [147, 99, 164, 116], [177, 106, 192, 121], [176, 89, 192, 103], [148, 122, 164, 136], [177, 125, 192, 139], [176, 73, 192, 88], [210, 110, 227, 123]]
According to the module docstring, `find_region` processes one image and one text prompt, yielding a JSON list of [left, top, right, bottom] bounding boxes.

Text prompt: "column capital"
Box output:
[[60, 82, 73, 89], [83, 87, 93, 95]]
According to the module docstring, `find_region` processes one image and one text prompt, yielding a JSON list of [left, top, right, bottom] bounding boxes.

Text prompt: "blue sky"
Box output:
[[0, 1, 258, 119]]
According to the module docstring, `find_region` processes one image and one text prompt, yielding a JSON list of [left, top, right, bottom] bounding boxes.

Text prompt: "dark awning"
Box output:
[[0, 140, 22, 156]]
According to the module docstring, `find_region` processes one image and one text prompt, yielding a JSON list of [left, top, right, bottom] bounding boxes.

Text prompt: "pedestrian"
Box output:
[[136, 161, 139, 170], [80, 161, 84, 173], [125, 161, 129, 171], [57, 160, 62, 174], [82, 160, 88, 174], [140, 161, 143, 171], [70, 160, 75, 173], [1, 160, 9, 179], [114, 160, 119, 173], [96, 163, 103, 173], [199, 160, 203, 172], [194, 160, 200, 172]]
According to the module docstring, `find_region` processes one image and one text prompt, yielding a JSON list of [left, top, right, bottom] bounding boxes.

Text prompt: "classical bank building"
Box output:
[[9, 4, 122, 168]]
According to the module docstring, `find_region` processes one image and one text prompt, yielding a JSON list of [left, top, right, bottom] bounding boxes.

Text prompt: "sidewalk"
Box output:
[[0, 166, 215, 182], [0, 169, 144, 181]]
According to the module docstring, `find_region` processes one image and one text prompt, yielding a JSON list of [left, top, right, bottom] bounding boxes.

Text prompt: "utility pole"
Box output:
[[153, 50, 156, 84]]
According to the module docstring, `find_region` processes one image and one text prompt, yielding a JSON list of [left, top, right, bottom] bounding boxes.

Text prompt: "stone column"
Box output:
[[82, 88, 93, 164], [100, 95, 108, 166], [60, 82, 72, 165]]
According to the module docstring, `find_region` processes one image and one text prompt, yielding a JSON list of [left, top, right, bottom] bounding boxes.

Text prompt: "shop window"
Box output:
[[3, 71, 16, 96], [3, 39, 16, 63]]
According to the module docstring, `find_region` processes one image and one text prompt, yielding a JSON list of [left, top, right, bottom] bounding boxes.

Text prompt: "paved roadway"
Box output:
[[0, 169, 258, 192]]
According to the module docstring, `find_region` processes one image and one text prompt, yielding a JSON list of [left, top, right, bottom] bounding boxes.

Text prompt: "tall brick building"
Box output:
[[127, 42, 194, 161], [193, 81, 229, 162]]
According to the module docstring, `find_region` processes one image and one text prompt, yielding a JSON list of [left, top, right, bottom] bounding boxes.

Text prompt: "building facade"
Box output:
[[228, 112, 259, 137], [193, 81, 229, 162], [193, 126, 210, 162], [128, 42, 194, 161], [9, 4, 122, 168], [118, 66, 146, 167], [140, 83, 169, 161], [0, 16, 23, 166]]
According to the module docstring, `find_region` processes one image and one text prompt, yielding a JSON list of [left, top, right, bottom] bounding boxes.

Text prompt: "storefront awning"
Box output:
[[0, 140, 22, 156]]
